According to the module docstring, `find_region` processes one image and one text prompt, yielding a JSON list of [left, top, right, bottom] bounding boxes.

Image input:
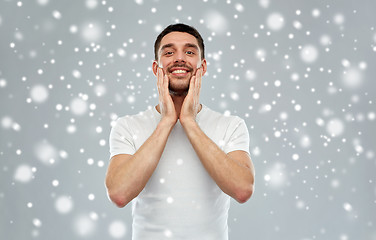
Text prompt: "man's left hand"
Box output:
[[179, 68, 202, 124]]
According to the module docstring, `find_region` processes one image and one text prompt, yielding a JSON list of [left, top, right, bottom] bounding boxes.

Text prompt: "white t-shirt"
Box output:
[[109, 104, 250, 240]]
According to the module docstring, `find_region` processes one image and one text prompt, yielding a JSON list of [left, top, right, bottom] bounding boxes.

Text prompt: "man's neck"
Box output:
[[173, 94, 192, 116]]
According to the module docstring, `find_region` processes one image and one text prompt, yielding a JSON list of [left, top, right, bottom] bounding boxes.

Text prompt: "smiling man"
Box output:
[[105, 23, 255, 240]]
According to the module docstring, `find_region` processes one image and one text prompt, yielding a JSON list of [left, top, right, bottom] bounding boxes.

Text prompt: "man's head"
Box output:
[[152, 23, 207, 95], [154, 23, 205, 61]]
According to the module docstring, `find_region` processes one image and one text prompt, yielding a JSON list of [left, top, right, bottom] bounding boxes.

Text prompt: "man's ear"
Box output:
[[200, 59, 207, 76], [152, 60, 159, 76]]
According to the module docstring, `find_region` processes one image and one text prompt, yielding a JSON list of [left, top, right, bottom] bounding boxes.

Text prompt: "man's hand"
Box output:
[[180, 68, 202, 125], [157, 67, 178, 126]]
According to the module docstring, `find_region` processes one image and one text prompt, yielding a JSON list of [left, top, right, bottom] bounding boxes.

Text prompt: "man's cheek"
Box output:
[[196, 60, 202, 69]]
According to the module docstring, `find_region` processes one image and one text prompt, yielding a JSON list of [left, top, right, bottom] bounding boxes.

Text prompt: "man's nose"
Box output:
[[174, 52, 186, 63]]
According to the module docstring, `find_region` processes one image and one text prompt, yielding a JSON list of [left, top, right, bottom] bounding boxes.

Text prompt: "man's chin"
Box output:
[[168, 77, 190, 95], [168, 87, 189, 96]]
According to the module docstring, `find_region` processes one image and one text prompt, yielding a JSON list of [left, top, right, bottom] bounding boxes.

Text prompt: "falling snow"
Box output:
[[55, 195, 74, 214], [30, 84, 49, 103], [0, 1, 375, 240], [108, 220, 127, 238], [266, 12, 285, 31], [14, 164, 33, 183]]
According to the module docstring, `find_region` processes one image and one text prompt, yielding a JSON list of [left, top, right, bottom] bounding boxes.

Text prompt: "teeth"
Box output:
[[172, 70, 187, 73]]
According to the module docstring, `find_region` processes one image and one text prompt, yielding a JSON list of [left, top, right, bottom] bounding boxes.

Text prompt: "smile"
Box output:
[[172, 70, 188, 74]]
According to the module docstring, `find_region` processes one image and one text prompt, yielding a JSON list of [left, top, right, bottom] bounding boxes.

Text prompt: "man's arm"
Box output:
[[105, 68, 177, 208], [180, 69, 255, 203], [105, 120, 174, 208], [181, 120, 255, 203]]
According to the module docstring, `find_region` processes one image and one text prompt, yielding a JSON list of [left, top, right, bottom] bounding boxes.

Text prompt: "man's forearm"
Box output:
[[181, 119, 254, 203], [106, 119, 174, 207]]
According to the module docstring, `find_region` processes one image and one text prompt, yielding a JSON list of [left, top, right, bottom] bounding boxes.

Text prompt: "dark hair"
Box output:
[[154, 23, 205, 61]]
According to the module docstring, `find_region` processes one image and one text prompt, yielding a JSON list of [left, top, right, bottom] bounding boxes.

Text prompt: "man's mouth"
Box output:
[[168, 65, 193, 76], [172, 69, 188, 74]]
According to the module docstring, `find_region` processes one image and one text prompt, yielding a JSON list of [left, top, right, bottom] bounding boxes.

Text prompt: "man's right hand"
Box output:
[[157, 67, 178, 126]]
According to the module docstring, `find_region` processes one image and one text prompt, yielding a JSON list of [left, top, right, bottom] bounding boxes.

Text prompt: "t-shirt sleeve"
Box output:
[[109, 117, 136, 159], [223, 117, 250, 155]]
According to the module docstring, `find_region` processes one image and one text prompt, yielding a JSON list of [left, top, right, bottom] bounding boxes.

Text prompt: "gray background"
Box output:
[[1, 0, 376, 239]]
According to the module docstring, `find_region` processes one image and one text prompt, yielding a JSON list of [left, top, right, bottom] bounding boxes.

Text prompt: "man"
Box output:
[[105, 23, 255, 240]]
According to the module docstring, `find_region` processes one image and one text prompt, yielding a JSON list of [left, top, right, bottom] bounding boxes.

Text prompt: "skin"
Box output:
[[105, 32, 255, 208], [152, 31, 207, 122]]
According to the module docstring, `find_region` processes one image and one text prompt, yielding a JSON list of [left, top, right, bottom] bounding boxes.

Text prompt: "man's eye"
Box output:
[[186, 51, 195, 55], [165, 51, 173, 55]]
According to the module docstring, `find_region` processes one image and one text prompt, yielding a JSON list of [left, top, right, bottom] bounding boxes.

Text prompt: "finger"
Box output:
[[157, 68, 162, 88], [194, 69, 201, 93], [163, 71, 169, 92], [158, 69, 166, 106], [197, 69, 202, 91], [157, 68, 163, 96], [197, 67, 202, 79], [160, 68, 167, 93], [194, 70, 201, 106], [196, 67, 202, 77], [188, 76, 195, 96]]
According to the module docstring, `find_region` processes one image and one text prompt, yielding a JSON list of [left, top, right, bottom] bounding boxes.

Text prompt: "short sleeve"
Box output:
[[109, 117, 136, 159], [223, 118, 250, 155]]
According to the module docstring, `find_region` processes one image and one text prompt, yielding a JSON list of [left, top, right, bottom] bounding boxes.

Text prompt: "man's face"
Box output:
[[153, 31, 206, 95]]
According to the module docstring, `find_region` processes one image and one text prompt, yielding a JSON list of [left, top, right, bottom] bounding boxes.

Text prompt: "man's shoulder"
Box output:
[[201, 105, 245, 124], [118, 107, 155, 119], [116, 107, 158, 126]]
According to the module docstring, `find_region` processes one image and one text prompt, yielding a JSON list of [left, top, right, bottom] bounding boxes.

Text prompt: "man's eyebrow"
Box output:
[[160, 43, 174, 52], [184, 43, 199, 50], [160, 43, 199, 52]]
